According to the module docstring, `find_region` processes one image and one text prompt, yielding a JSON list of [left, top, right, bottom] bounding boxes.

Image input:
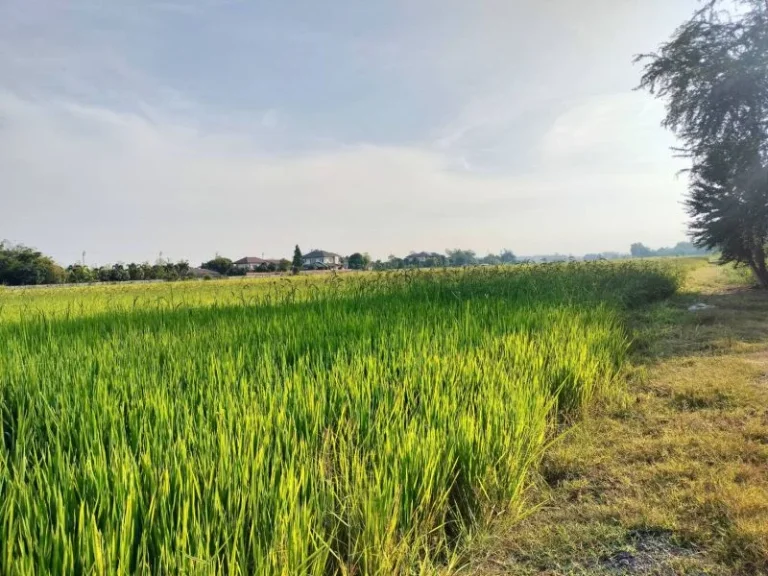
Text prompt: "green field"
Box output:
[[0, 264, 679, 575]]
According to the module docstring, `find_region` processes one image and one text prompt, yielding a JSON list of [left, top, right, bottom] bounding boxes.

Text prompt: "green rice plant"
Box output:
[[0, 262, 679, 575]]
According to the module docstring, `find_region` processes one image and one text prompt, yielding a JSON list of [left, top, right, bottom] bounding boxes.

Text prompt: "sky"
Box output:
[[0, 0, 701, 265]]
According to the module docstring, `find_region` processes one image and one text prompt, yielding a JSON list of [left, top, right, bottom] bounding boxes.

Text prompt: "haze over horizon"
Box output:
[[1, 0, 700, 266]]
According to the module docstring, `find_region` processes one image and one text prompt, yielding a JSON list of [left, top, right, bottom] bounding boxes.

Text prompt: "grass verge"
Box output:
[[457, 259, 768, 575]]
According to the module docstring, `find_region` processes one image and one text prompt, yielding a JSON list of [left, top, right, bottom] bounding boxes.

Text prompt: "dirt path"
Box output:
[[457, 263, 768, 575]]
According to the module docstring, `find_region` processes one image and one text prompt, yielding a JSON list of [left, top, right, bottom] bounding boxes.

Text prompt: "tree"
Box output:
[[637, 0, 768, 286], [499, 249, 517, 264], [97, 266, 112, 282], [163, 262, 179, 281], [110, 264, 130, 282], [150, 264, 166, 280], [277, 259, 291, 272], [67, 264, 94, 283], [292, 245, 303, 274], [201, 256, 234, 276], [174, 260, 191, 279], [424, 254, 447, 268], [0, 242, 64, 286], [387, 255, 404, 269], [127, 263, 144, 281], [446, 249, 477, 267], [347, 253, 367, 270], [630, 243, 653, 258]]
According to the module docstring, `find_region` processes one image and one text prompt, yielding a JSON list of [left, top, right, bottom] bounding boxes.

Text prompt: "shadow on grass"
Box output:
[[628, 286, 768, 362]]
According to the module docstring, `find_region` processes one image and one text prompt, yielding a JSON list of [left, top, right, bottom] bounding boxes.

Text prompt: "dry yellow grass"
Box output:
[[456, 261, 768, 575]]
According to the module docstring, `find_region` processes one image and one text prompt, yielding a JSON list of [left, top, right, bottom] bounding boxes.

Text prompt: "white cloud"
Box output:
[[0, 92, 689, 265], [539, 92, 679, 169]]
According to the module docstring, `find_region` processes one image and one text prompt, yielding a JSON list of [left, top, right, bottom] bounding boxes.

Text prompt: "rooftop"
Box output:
[[303, 250, 342, 259]]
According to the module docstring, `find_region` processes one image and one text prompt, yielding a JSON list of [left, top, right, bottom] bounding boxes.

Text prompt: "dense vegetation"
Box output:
[[638, 0, 768, 287], [0, 263, 679, 574], [0, 242, 66, 286]]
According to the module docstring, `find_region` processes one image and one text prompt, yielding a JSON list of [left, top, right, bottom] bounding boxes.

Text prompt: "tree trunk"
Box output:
[[750, 244, 768, 289], [755, 261, 768, 289]]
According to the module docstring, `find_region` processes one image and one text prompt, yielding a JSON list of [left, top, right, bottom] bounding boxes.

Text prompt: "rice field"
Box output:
[[0, 263, 680, 575]]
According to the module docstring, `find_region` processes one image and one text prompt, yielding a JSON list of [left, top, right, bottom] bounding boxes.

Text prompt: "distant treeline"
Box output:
[[0, 241, 197, 286], [0, 240, 710, 287], [584, 242, 710, 262], [64, 261, 195, 283], [630, 242, 710, 258], [373, 249, 518, 270]]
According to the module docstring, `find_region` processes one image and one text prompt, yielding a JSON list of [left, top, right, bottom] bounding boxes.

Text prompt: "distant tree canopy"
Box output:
[[446, 249, 477, 267], [387, 255, 405, 269], [637, 0, 768, 286], [630, 243, 654, 258], [201, 257, 235, 276], [0, 242, 64, 286], [631, 242, 710, 258], [499, 249, 517, 264], [347, 252, 371, 270], [371, 249, 518, 270], [68, 260, 193, 284], [66, 264, 94, 284]]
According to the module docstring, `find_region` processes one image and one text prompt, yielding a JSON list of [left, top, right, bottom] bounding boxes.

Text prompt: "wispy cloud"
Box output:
[[0, 0, 700, 263], [1, 92, 688, 265]]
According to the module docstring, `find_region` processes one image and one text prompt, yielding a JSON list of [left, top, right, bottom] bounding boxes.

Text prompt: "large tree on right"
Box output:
[[638, 0, 768, 287]]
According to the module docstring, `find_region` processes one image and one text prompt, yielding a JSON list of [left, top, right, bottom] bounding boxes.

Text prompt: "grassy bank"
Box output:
[[0, 263, 678, 575]]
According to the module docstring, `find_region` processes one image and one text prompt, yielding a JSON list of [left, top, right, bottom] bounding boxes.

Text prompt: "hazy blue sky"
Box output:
[[0, 0, 700, 265]]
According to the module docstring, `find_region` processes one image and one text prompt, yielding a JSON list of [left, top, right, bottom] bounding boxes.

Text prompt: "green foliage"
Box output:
[[632, 241, 710, 259], [446, 249, 477, 267], [292, 245, 303, 273], [499, 249, 517, 264], [111, 264, 130, 282], [389, 256, 404, 269], [637, 0, 768, 286], [140, 262, 154, 280], [631, 242, 653, 258], [82, 261, 195, 284], [0, 263, 679, 574], [0, 241, 64, 286], [127, 263, 144, 281], [66, 264, 94, 284], [347, 252, 370, 270], [201, 256, 234, 276]]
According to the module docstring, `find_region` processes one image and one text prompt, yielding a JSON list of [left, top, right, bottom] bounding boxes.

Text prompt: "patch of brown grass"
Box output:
[[454, 262, 768, 575]]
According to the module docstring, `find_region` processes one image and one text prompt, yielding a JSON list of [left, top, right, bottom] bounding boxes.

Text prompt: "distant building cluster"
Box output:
[[230, 250, 345, 272]]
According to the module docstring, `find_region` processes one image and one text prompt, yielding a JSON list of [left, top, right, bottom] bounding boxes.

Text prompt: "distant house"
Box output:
[[234, 257, 281, 271], [404, 252, 444, 265], [302, 250, 343, 269]]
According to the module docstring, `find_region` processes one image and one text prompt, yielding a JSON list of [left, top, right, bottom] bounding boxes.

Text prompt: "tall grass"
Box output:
[[0, 263, 679, 574]]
